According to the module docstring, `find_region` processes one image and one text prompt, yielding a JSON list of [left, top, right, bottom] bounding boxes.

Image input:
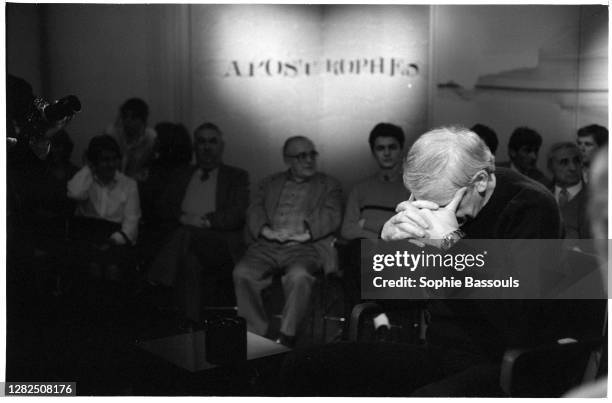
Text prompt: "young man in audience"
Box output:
[[146, 122, 249, 327], [547, 142, 590, 239], [498, 126, 551, 188], [233, 136, 343, 347], [105, 98, 156, 182], [340, 123, 410, 313], [280, 126, 563, 396], [576, 124, 608, 183], [341, 123, 409, 240], [67, 134, 141, 279]]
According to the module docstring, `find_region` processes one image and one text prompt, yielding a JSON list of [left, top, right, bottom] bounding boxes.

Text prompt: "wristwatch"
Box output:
[[441, 229, 465, 251]]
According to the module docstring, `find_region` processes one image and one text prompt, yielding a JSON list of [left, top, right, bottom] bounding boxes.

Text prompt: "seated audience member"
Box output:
[[498, 126, 551, 188], [146, 123, 249, 325], [67, 134, 141, 279], [565, 146, 608, 398], [139, 122, 192, 229], [470, 123, 498, 156], [342, 123, 409, 240], [105, 98, 156, 182], [341, 123, 409, 311], [547, 142, 590, 239], [233, 136, 342, 347], [280, 126, 562, 396], [576, 124, 608, 183]]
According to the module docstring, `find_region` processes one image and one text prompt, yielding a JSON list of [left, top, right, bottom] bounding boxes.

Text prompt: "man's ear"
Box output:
[[473, 170, 489, 193]]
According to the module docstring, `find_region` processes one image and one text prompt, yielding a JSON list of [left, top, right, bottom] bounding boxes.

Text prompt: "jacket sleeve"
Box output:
[[305, 176, 344, 241], [341, 185, 379, 240], [207, 169, 250, 231]]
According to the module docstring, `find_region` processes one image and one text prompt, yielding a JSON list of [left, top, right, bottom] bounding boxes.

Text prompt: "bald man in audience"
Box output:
[[233, 136, 343, 347]]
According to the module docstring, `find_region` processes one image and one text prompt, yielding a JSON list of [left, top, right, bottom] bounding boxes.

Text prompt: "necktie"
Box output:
[[200, 170, 210, 181], [558, 188, 569, 208]]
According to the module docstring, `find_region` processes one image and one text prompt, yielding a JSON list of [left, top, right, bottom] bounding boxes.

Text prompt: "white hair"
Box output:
[[403, 126, 495, 205]]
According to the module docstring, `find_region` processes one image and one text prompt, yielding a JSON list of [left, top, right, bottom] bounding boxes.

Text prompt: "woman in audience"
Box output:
[[67, 134, 141, 281]]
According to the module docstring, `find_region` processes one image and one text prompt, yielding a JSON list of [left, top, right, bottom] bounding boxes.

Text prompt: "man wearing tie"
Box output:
[[147, 122, 249, 327], [547, 142, 590, 239]]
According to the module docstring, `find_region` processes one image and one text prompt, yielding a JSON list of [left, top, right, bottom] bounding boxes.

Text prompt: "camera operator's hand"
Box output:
[[44, 116, 70, 139]]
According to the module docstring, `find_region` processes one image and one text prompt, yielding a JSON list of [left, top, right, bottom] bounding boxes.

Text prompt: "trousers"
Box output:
[[148, 226, 234, 322], [233, 239, 321, 337]]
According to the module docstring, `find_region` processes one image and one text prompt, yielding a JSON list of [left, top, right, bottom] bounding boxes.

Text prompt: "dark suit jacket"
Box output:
[[497, 161, 552, 189], [247, 171, 343, 274], [153, 163, 249, 261], [157, 163, 249, 231], [550, 183, 591, 239]]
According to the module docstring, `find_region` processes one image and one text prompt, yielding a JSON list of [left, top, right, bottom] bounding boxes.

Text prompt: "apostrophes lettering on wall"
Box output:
[[224, 58, 420, 78]]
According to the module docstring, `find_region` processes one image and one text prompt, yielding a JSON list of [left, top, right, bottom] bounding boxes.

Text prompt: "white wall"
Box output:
[[188, 5, 430, 189], [6, 4, 607, 189], [431, 5, 608, 173]]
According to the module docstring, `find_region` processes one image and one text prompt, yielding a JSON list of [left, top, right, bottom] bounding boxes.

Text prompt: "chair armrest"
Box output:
[[348, 302, 384, 342], [500, 337, 604, 397]]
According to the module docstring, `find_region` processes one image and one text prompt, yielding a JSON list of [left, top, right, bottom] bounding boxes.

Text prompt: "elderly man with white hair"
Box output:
[[382, 126, 560, 244], [280, 126, 564, 397]]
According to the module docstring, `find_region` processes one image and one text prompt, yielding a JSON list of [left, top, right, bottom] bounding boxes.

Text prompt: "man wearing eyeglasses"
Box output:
[[233, 136, 343, 347]]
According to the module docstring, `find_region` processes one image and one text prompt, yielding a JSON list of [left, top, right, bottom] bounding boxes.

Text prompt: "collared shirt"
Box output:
[[67, 165, 141, 243], [554, 181, 583, 203], [377, 165, 403, 183], [270, 173, 310, 234], [181, 167, 218, 217], [582, 168, 590, 184]]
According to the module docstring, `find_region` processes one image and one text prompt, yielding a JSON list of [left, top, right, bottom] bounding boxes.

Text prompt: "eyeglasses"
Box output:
[[285, 150, 319, 162]]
